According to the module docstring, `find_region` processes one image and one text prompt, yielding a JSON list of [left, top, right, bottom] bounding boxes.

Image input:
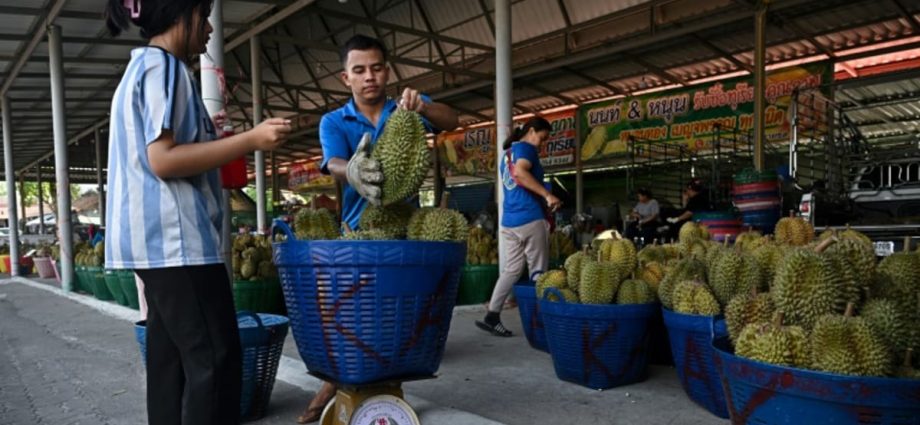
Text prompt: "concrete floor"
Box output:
[[0, 276, 728, 425]]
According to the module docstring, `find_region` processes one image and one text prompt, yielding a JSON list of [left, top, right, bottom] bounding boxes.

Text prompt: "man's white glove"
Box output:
[[666, 217, 680, 224], [346, 133, 384, 206]]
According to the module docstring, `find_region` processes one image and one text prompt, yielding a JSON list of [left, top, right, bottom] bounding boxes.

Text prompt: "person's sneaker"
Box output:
[[475, 320, 513, 337]]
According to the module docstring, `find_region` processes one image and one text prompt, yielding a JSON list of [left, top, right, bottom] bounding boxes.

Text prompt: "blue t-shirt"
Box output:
[[105, 47, 223, 269], [319, 97, 438, 231], [501, 142, 546, 228]]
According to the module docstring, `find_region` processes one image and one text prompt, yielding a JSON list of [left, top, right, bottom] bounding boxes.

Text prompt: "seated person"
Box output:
[[623, 188, 659, 242]]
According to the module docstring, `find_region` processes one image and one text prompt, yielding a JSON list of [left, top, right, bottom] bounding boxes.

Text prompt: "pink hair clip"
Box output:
[[124, 0, 141, 19]]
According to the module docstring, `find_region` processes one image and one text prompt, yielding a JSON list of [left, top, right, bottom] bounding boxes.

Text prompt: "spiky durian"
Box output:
[[772, 240, 845, 329], [672, 280, 720, 315], [371, 109, 430, 205], [809, 304, 891, 377], [615, 278, 656, 305], [658, 258, 708, 310], [774, 214, 814, 246], [564, 250, 589, 292], [579, 257, 620, 304], [406, 207, 468, 241], [735, 312, 808, 368], [359, 203, 415, 239], [725, 288, 775, 342], [535, 269, 568, 299], [599, 238, 637, 277], [294, 208, 339, 240], [709, 250, 763, 307]]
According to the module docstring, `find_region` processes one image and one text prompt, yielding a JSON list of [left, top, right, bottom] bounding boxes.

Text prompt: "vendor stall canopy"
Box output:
[[0, 0, 917, 181]]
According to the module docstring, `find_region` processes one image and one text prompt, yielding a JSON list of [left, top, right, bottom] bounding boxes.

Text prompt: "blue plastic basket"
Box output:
[[133, 312, 289, 421], [271, 220, 465, 385], [540, 288, 657, 390], [513, 281, 548, 352], [713, 337, 920, 425], [662, 307, 730, 418]]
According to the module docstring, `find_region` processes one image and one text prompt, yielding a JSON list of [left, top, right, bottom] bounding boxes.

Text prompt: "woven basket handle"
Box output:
[[237, 310, 265, 330], [541, 287, 567, 304], [529, 270, 544, 282], [271, 219, 296, 243], [709, 314, 728, 340]]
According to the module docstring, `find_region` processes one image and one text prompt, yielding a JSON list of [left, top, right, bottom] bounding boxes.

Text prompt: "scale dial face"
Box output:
[[349, 395, 419, 425]]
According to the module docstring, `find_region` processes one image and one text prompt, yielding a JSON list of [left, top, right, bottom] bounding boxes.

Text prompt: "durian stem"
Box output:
[[788, 209, 794, 218], [773, 311, 784, 327], [904, 348, 914, 368], [844, 302, 855, 318], [903, 236, 911, 253], [751, 285, 759, 296], [343, 223, 354, 234], [814, 237, 836, 253]]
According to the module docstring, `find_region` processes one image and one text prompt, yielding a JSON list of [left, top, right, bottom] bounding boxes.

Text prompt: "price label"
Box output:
[[873, 241, 894, 257]]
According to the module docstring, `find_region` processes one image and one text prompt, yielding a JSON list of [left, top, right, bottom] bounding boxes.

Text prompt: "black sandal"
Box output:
[[476, 320, 513, 337]]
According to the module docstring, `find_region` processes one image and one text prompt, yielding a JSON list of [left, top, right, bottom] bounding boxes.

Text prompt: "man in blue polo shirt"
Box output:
[[302, 34, 458, 423], [319, 34, 458, 232]]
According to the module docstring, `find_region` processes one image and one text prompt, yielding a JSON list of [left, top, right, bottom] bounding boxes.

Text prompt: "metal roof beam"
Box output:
[[562, 66, 623, 96], [411, 0, 449, 66], [0, 0, 67, 97], [691, 34, 753, 72], [626, 54, 688, 87], [0, 33, 142, 47], [224, 0, 319, 52], [281, 24, 333, 108], [890, 0, 920, 33]]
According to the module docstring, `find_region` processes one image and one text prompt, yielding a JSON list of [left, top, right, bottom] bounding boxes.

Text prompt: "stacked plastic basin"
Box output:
[[732, 168, 781, 234], [694, 211, 742, 243]]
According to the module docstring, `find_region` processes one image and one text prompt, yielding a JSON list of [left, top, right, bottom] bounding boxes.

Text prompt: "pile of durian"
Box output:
[[231, 234, 277, 281], [291, 202, 468, 243], [549, 231, 577, 263], [74, 241, 104, 267], [467, 227, 498, 265], [652, 218, 920, 379], [536, 237, 657, 305]]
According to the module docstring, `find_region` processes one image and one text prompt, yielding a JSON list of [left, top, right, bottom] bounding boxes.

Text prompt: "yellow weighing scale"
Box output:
[[317, 374, 428, 425]]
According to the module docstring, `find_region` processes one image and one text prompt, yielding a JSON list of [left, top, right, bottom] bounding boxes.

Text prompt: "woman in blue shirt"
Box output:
[[476, 117, 562, 337], [104, 1, 291, 423]]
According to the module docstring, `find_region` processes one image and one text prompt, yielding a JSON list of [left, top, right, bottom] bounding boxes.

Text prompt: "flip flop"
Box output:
[[476, 320, 513, 337]]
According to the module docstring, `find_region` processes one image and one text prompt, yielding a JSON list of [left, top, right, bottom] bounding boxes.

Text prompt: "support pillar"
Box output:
[[2, 96, 20, 276], [49, 24, 73, 290], [251, 35, 267, 233], [433, 138, 444, 206], [495, 0, 512, 273], [201, 0, 233, 275], [753, 1, 770, 171], [37, 164, 44, 234], [575, 121, 583, 215], [94, 126, 105, 227]]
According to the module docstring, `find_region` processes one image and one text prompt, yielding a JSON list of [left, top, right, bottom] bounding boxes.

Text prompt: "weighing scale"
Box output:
[[315, 373, 431, 425]]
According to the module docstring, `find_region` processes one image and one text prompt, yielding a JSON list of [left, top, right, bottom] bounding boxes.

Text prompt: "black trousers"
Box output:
[[137, 264, 242, 425]]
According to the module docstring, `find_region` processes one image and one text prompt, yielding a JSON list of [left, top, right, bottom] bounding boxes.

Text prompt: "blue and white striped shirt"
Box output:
[[105, 47, 223, 269]]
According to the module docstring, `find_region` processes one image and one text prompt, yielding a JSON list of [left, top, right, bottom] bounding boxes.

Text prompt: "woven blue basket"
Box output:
[[134, 312, 289, 421], [540, 288, 657, 390], [713, 337, 920, 424], [662, 308, 730, 418], [271, 220, 465, 385], [513, 281, 548, 352]]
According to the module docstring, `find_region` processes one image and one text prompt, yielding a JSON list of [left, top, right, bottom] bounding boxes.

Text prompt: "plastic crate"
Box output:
[[662, 308, 730, 418], [134, 312, 289, 421], [713, 337, 920, 424], [513, 281, 548, 352], [233, 278, 286, 314], [540, 288, 657, 390], [104, 269, 128, 306], [34, 257, 56, 279], [118, 270, 140, 310], [457, 264, 498, 305], [272, 220, 465, 385]]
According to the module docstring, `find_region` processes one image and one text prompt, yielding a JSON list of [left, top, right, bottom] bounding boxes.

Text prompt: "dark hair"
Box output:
[[105, 0, 211, 59], [503, 117, 552, 150], [340, 35, 388, 66], [686, 181, 703, 193], [637, 188, 653, 198]]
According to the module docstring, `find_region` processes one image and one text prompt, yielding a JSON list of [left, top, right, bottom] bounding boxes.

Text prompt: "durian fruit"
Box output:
[[231, 234, 279, 281], [94, 241, 105, 256], [341, 229, 389, 240], [616, 278, 656, 305], [774, 213, 814, 246], [819, 224, 872, 246], [406, 207, 468, 242], [735, 312, 808, 368], [599, 238, 637, 278], [704, 237, 732, 269], [861, 298, 915, 365], [637, 261, 666, 293], [359, 203, 414, 239], [725, 287, 775, 342], [637, 244, 670, 266], [734, 229, 763, 252], [809, 303, 891, 377], [672, 280, 720, 315], [876, 237, 920, 312], [564, 249, 589, 292], [294, 208, 339, 240], [679, 239, 710, 261], [257, 260, 277, 279], [772, 239, 845, 329], [579, 255, 620, 304], [546, 288, 579, 302], [371, 109, 429, 205], [752, 239, 785, 289], [240, 259, 256, 279], [822, 235, 873, 308], [658, 258, 708, 310], [535, 269, 568, 299], [679, 221, 708, 244], [709, 249, 763, 307], [466, 227, 498, 265]]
